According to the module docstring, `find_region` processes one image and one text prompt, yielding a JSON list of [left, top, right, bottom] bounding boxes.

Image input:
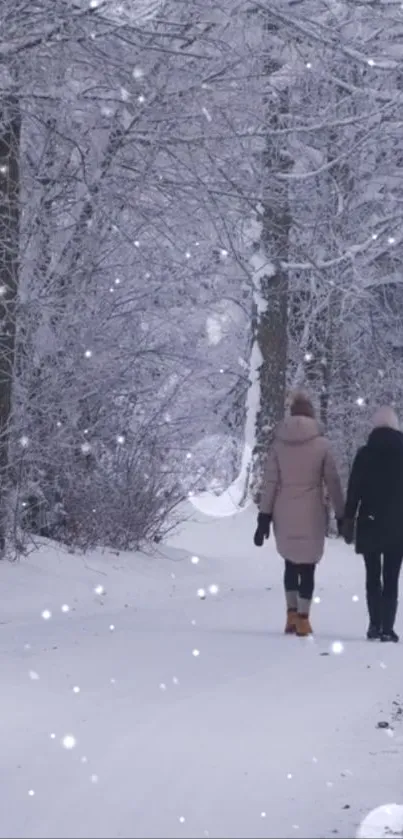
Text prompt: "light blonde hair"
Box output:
[[372, 406, 399, 431]]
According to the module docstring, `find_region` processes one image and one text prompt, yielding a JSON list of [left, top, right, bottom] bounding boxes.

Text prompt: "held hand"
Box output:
[[342, 518, 355, 546]]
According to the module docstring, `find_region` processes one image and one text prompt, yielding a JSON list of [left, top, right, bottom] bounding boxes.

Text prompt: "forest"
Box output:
[[1, 0, 402, 549]]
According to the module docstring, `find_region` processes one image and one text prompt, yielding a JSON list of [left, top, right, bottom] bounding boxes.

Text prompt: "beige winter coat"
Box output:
[[260, 416, 344, 564]]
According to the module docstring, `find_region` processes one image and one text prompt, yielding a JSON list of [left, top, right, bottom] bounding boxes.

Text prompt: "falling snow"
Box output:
[[62, 735, 77, 750]]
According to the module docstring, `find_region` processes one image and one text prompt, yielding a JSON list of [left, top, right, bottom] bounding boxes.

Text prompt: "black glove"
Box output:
[[253, 512, 271, 547], [342, 518, 355, 546]]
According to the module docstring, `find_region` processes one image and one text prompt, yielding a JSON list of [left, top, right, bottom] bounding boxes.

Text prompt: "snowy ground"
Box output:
[[1, 505, 403, 839]]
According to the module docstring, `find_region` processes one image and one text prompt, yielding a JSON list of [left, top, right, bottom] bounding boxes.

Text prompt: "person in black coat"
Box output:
[[343, 406, 403, 642]]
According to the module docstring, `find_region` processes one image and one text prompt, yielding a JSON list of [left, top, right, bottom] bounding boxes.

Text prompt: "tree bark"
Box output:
[[0, 93, 21, 546], [252, 54, 291, 491]]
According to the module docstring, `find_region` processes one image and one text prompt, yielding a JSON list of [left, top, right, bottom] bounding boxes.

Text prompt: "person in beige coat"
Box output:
[[254, 392, 345, 636]]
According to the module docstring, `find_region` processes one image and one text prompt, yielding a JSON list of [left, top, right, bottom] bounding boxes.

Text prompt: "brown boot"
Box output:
[[284, 609, 298, 634], [296, 614, 313, 637]]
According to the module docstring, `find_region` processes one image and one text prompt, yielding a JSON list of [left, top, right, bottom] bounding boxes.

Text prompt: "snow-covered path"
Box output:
[[1, 508, 402, 838]]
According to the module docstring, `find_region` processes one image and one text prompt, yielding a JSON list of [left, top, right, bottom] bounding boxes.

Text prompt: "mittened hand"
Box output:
[[342, 518, 355, 545], [254, 528, 264, 547], [253, 512, 271, 547]]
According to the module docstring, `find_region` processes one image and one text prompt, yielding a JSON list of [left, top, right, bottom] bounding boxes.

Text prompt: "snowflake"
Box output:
[[28, 790, 35, 797], [41, 609, 52, 620], [84, 349, 92, 359], [116, 435, 125, 445], [197, 588, 206, 600], [352, 595, 359, 603], [81, 442, 91, 455], [191, 555, 200, 565], [62, 735, 76, 750], [94, 585, 105, 595], [20, 435, 29, 448], [61, 604, 70, 613], [109, 624, 115, 631], [313, 596, 321, 604], [73, 686, 80, 694], [90, 774, 99, 784], [132, 67, 144, 80], [192, 649, 200, 657], [356, 397, 365, 407], [29, 670, 40, 680], [208, 584, 219, 595], [331, 641, 344, 655]]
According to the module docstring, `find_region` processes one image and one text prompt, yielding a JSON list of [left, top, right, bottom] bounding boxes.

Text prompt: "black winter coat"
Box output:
[[345, 427, 403, 555]]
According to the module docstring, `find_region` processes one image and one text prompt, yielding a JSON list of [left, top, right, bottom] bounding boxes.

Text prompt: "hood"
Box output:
[[367, 426, 403, 451], [275, 415, 321, 445]]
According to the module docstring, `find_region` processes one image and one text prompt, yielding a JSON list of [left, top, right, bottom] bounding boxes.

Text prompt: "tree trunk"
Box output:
[[0, 93, 21, 546], [251, 55, 291, 495]]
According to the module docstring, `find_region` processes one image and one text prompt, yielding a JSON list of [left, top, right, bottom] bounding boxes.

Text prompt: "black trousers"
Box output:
[[364, 552, 403, 602], [284, 559, 316, 601]]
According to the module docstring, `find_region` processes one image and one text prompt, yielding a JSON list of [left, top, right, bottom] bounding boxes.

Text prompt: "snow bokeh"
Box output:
[[357, 804, 403, 838]]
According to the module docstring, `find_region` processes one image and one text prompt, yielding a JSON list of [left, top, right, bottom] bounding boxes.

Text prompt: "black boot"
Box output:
[[366, 592, 381, 640], [381, 598, 399, 643]]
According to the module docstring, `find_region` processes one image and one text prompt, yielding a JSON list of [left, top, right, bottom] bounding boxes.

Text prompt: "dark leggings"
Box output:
[[284, 560, 316, 600], [364, 552, 403, 601]]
